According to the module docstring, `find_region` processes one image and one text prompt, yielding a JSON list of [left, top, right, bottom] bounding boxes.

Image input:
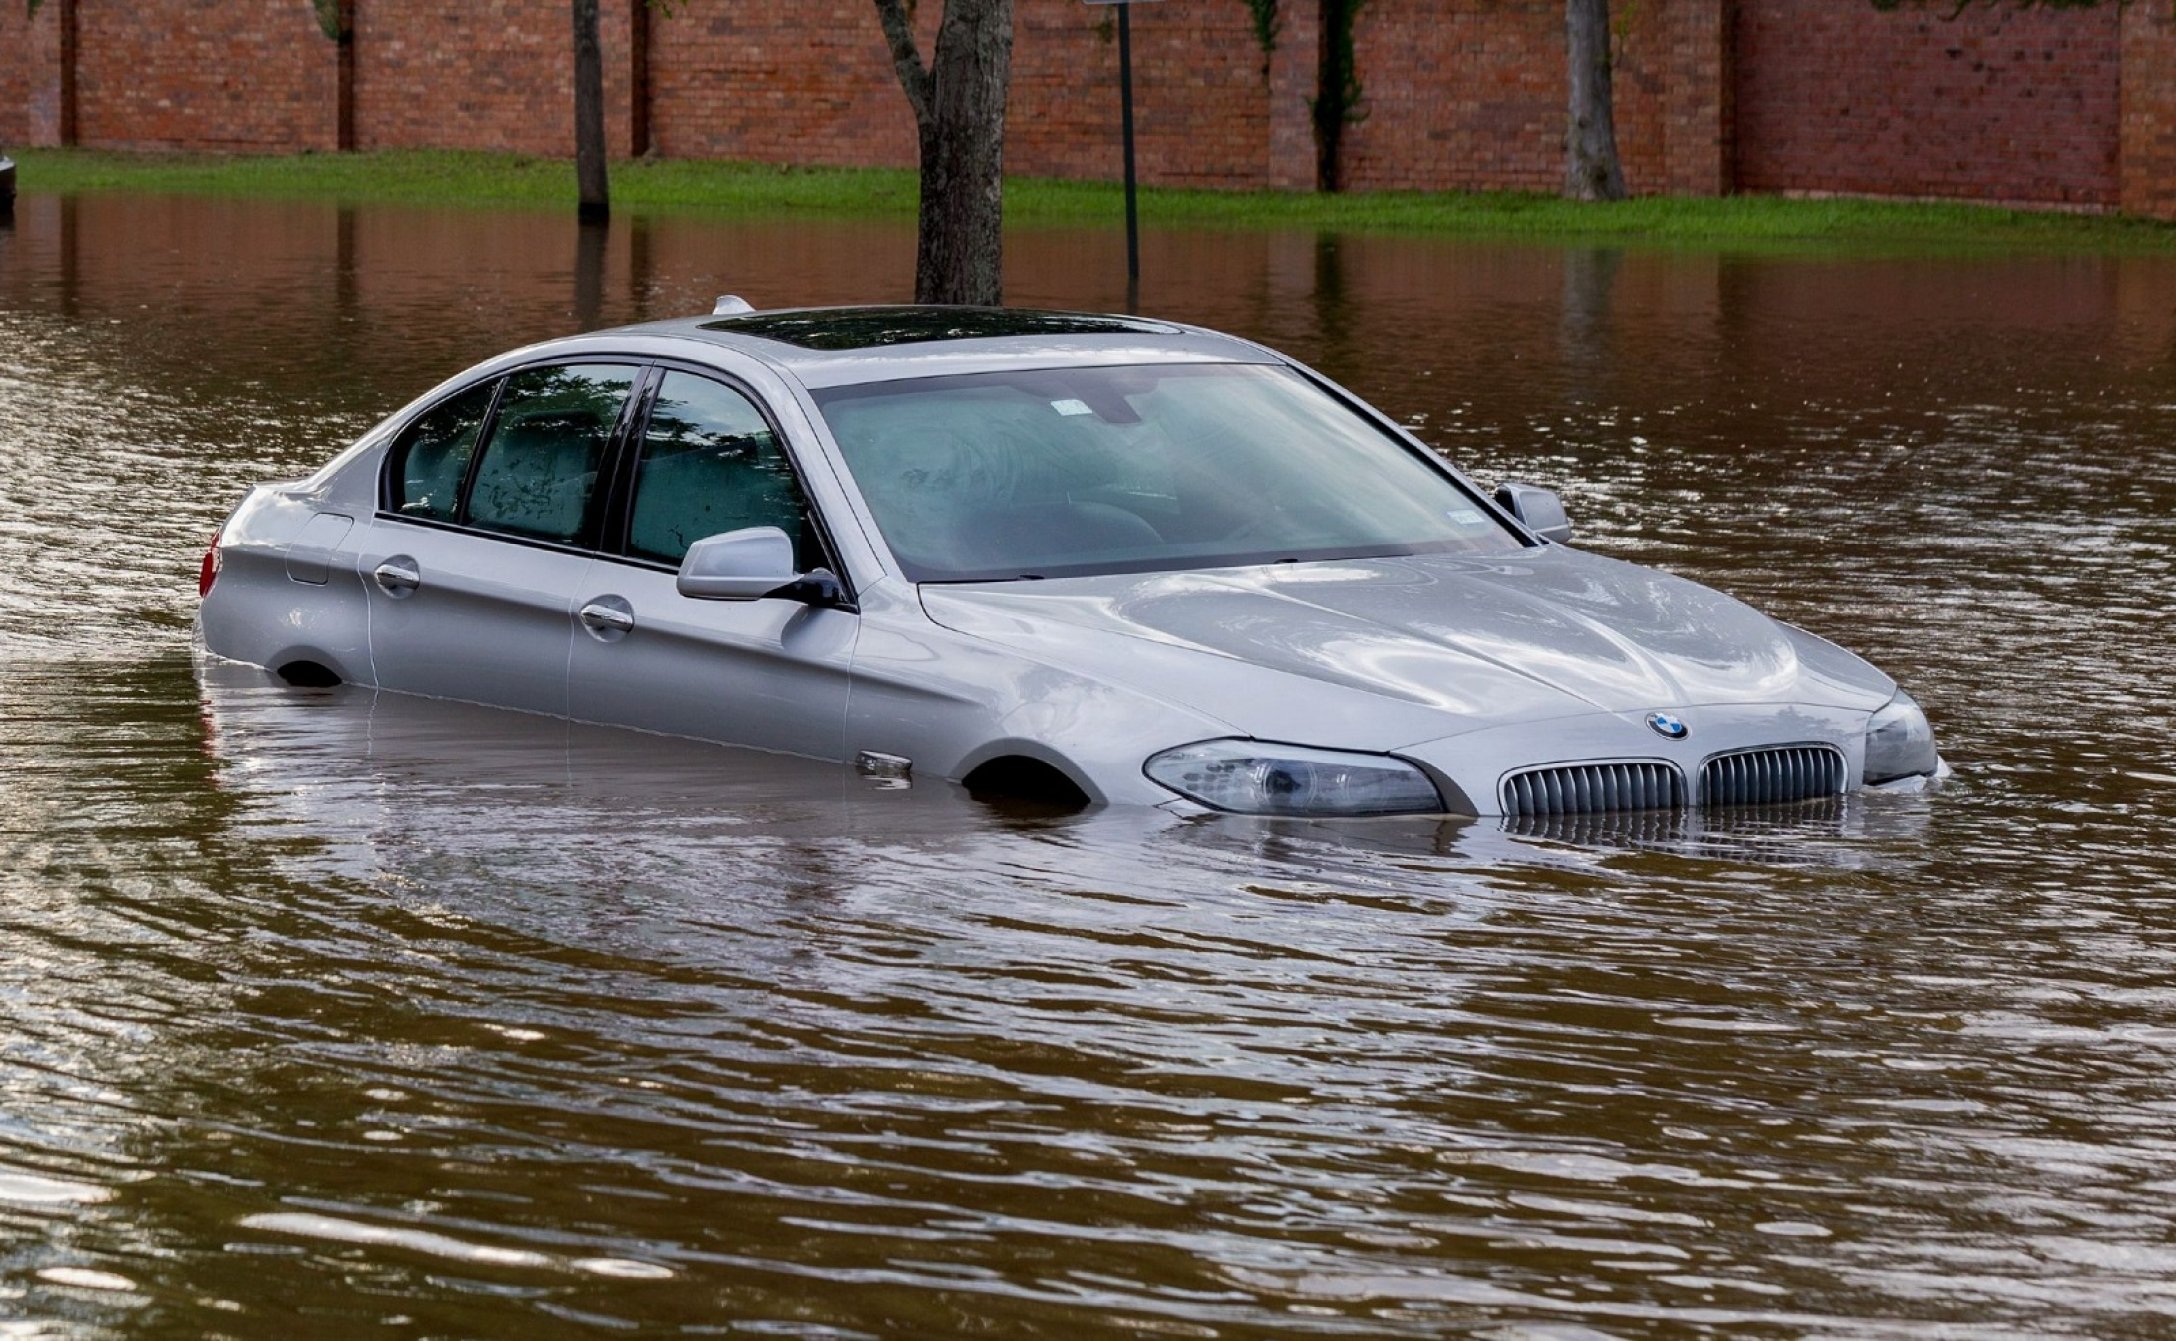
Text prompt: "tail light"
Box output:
[[198, 529, 222, 598]]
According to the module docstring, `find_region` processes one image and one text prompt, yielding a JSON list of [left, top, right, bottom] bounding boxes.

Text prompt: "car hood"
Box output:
[[918, 547, 1895, 751]]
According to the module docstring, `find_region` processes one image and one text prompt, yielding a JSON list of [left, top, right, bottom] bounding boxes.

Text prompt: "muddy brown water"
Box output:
[[3, 194, 2176, 1338]]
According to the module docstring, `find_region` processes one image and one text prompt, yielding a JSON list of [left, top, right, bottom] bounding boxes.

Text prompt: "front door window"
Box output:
[[625, 371, 818, 569]]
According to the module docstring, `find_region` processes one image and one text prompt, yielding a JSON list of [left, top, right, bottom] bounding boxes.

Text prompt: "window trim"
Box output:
[[363, 510, 607, 562]]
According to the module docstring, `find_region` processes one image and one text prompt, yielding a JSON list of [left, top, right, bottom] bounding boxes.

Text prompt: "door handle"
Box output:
[[579, 601, 636, 634], [372, 557, 421, 597]]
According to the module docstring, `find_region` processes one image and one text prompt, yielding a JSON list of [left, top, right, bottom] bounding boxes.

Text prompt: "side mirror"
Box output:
[[677, 527, 847, 606], [676, 527, 802, 601], [1494, 483, 1573, 544]]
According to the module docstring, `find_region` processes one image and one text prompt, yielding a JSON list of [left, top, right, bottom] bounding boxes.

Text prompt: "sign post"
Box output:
[[1084, 0, 1159, 297]]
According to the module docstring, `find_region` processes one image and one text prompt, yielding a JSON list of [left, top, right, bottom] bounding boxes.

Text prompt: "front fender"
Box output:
[[844, 585, 1235, 806]]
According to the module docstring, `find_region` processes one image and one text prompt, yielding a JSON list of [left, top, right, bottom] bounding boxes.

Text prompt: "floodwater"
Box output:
[[3, 192, 2176, 1339]]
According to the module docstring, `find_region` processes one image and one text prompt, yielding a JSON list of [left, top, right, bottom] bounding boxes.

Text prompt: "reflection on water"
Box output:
[[3, 193, 2176, 1335]]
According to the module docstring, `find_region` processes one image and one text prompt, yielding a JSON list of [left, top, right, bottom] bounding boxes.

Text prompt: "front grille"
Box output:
[[1699, 745, 1847, 807], [1501, 762, 1685, 817]]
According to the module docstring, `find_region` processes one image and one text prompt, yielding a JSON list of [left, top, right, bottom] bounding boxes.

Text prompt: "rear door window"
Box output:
[[624, 371, 819, 569], [387, 379, 498, 521], [466, 364, 639, 545]]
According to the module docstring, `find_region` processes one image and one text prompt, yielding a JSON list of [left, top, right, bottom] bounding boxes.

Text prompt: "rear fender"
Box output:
[[197, 485, 372, 685]]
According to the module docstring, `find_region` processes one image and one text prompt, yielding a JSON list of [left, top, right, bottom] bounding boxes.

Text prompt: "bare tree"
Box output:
[[1563, 0, 1625, 201], [872, 0, 1016, 306], [573, 0, 609, 222]]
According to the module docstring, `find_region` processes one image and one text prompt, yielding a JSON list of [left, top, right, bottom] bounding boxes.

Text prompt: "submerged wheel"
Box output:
[[275, 661, 342, 688], [961, 757, 1090, 811]]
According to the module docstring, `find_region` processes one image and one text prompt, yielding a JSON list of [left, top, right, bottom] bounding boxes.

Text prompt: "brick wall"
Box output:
[[648, 0, 1283, 188], [1009, 0, 1277, 187], [1657, 0, 1733, 195], [1343, 0, 1553, 193], [1735, 0, 2121, 207], [0, 4, 30, 146], [1, 2, 64, 147], [1264, 1, 1319, 190], [357, 0, 634, 157], [2121, 2, 2176, 219], [647, 0, 919, 168], [76, 0, 338, 151], [1337, 0, 1729, 196]]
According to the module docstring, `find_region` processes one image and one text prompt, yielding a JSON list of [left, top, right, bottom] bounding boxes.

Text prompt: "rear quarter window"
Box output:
[[386, 379, 498, 521]]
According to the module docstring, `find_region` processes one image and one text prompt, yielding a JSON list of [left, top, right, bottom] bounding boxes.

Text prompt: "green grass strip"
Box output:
[[9, 147, 2173, 251]]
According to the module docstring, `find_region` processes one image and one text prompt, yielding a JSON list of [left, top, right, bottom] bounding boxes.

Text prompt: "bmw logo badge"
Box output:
[[1646, 712, 1689, 740]]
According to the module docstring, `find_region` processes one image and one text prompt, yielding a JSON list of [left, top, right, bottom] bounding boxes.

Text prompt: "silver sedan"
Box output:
[[196, 304, 1942, 817]]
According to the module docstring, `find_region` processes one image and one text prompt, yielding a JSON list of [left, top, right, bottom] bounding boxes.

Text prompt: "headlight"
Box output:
[[1145, 739, 1444, 816], [1863, 689, 1939, 784]]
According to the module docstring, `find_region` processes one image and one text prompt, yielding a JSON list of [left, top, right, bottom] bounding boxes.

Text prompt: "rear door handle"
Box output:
[[579, 600, 636, 635], [372, 557, 421, 597]]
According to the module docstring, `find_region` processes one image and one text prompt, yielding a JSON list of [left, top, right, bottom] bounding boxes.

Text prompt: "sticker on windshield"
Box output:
[[1445, 508, 1486, 526], [1050, 399, 1094, 417]]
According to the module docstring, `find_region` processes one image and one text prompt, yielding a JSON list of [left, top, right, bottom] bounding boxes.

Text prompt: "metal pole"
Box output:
[[1118, 0, 1139, 289]]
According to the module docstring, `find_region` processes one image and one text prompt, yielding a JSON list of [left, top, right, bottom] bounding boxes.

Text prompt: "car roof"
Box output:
[[606, 305, 1282, 389]]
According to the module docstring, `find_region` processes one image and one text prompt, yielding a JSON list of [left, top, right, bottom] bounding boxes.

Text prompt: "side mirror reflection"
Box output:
[[1494, 482, 1574, 544]]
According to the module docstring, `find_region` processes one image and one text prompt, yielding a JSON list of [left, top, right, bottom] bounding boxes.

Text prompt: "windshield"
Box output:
[[812, 363, 1524, 582]]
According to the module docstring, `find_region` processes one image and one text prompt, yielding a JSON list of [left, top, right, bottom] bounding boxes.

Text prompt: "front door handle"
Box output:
[[372, 557, 421, 597], [578, 599, 636, 638]]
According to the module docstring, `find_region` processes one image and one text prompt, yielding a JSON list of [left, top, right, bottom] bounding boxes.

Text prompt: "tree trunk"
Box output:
[[575, 218, 609, 330], [1564, 0, 1626, 202], [874, 0, 1015, 306], [573, 0, 610, 223]]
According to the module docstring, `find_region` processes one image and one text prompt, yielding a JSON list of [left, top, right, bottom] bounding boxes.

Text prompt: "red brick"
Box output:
[[357, 0, 635, 157], [1, 2, 66, 146], [2121, 2, 2176, 218], [1735, 0, 2121, 207], [78, 0, 339, 152]]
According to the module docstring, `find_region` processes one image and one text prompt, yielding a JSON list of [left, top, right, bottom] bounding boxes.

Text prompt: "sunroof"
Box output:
[[701, 306, 1179, 351]]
